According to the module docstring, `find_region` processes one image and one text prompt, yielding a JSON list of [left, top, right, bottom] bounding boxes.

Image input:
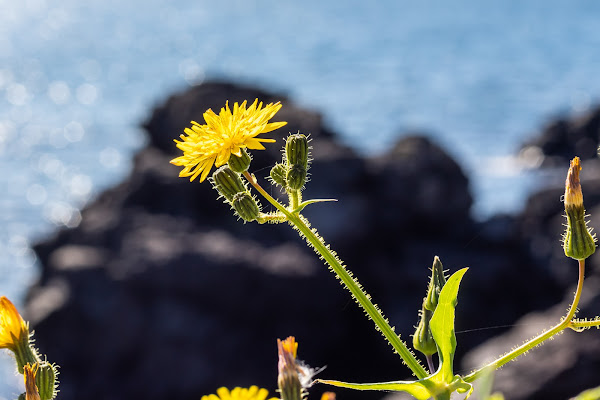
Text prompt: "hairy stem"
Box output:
[[464, 259, 586, 383], [243, 171, 428, 379]]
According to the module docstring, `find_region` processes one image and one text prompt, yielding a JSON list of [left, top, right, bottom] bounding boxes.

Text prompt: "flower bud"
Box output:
[[563, 157, 596, 260], [285, 134, 309, 190], [228, 148, 252, 173], [286, 134, 309, 167], [212, 166, 247, 202], [424, 256, 446, 312], [270, 163, 287, 187], [278, 337, 303, 400], [286, 164, 307, 191], [36, 362, 58, 400], [412, 307, 437, 356], [232, 192, 261, 222]]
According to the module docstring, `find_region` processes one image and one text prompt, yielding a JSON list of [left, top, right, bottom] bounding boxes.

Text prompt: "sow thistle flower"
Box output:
[[23, 363, 41, 400], [201, 386, 278, 400], [0, 296, 29, 352], [171, 99, 287, 182]]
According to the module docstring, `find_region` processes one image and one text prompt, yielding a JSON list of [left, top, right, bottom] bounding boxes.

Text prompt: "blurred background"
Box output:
[[2, 0, 600, 398]]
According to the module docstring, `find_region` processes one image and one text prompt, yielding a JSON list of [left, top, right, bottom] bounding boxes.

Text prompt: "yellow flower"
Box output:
[[565, 156, 583, 208], [23, 363, 41, 400], [171, 99, 287, 182], [201, 386, 278, 400], [0, 296, 29, 351]]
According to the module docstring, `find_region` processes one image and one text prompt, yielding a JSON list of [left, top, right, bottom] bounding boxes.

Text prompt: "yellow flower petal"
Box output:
[[171, 99, 287, 182], [0, 296, 28, 351]]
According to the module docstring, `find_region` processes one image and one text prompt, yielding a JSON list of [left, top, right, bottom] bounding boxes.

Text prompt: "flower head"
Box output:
[[565, 156, 583, 208], [171, 99, 287, 182], [0, 296, 29, 351], [201, 386, 277, 400], [23, 363, 41, 400], [277, 337, 318, 400]]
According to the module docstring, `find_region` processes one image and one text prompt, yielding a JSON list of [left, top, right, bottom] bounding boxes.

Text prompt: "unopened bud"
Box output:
[[563, 157, 596, 260], [286, 164, 307, 191], [212, 166, 247, 202], [36, 362, 58, 400], [424, 256, 446, 312], [413, 307, 437, 356], [285, 134, 309, 190], [270, 163, 287, 187], [286, 134, 309, 167], [232, 192, 261, 222], [228, 148, 252, 173], [278, 337, 303, 400]]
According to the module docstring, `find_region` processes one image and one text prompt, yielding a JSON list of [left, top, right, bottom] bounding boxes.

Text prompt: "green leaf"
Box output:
[[429, 268, 468, 384], [316, 379, 432, 400]]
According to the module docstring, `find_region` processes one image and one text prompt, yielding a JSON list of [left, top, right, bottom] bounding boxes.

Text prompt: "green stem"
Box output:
[[569, 318, 600, 330], [243, 172, 428, 379], [288, 189, 300, 210], [464, 259, 586, 383]]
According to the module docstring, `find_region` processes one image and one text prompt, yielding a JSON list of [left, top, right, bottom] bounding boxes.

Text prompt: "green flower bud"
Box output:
[[425, 256, 447, 312], [286, 164, 307, 191], [563, 157, 596, 260], [285, 134, 309, 168], [232, 192, 261, 222], [212, 166, 246, 202], [270, 163, 287, 187], [36, 362, 58, 400], [228, 148, 252, 173], [413, 307, 437, 356]]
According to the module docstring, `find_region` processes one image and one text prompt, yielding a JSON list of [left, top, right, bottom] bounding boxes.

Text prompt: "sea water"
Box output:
[[1, 0, 600, 394]]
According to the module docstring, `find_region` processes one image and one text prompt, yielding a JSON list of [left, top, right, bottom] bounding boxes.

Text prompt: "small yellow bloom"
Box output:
[[201, 386, 277, 400], [565, 156, 583, 208], [171, 99, 287, 182], [0, 296, 29, 351], [23, 363, 41, 400]]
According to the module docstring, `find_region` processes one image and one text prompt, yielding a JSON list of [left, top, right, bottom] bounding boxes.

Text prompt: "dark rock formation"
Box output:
[[27, 82, 572, 400], [522, 106, 600, 166]]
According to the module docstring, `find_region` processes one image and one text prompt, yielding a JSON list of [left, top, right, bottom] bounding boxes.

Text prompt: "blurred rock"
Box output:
[[522, 106, 600, 167], [27, 81, 572, 400]]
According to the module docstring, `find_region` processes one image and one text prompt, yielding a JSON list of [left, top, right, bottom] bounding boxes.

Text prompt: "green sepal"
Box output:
[[227, 148, 252, 173], [563, 205, 596, 260]]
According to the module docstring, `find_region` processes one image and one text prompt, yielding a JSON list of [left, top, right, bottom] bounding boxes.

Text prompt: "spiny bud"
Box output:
[[563, 157, 596, 260], [425, 256, 447, 312], [287, 164, 307, 191], [285, 134, 309, 190], [228, 148, 252, 173], [270, 163, 287, 187], [36, 362, 58, 400], [232, 192, 261, 222], [413, 307, 437, 356], [212, 166, 247, 202]]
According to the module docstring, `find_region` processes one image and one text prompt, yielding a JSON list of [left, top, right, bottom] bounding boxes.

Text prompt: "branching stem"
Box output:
[[464, 259, 586, 383], [243, 171, 428, 380]]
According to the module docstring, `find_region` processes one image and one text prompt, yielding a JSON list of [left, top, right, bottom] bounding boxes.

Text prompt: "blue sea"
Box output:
[[1, 0, 600, 394]]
